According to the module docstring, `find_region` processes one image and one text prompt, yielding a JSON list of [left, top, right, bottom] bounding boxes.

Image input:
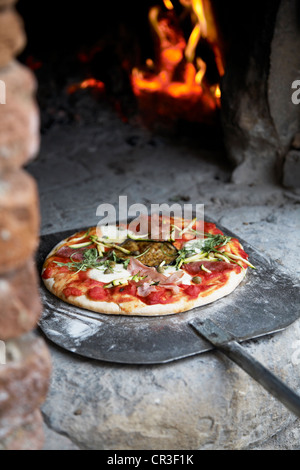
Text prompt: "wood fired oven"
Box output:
[[0, 0, 300, 450]]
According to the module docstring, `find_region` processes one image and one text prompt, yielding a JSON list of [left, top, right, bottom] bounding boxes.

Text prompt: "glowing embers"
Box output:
[[67, 78, 105, 95], [131, 0, 224, 126]]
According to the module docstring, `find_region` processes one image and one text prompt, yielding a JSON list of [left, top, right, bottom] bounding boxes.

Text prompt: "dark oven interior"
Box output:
[[17, 0, 300, 188]]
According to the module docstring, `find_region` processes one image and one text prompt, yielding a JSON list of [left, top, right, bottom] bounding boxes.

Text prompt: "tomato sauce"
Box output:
[[139, 287, 175, 305], [87, 286, 108, 301], [63, 287, 83, 297], [42, 262, 70, 279]]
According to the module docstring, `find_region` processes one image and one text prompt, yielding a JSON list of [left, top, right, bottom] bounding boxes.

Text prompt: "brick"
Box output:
[[0, 0, 18, 8], [0, 169, 40, 274], [0, 258, 41, 340], [0, 61, 40, 171], [0, 409, 45, 450], [0, 59, 37, 97], [0, 333, 51, 440], [0, 8, 26, 68]]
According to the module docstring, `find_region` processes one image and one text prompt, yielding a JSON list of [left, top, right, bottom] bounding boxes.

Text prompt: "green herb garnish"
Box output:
[[54, 248, 105, 273], [123, 258, 131, 269], [175, 248, 187, 270], [173, 232, 255, 270], [174, 234, 232, 269], [201, 234, 232, 253]]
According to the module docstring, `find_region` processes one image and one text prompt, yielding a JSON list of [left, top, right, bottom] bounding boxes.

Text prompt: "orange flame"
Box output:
[[214, 84, 221, 99], [131, 0, 224, 124], [162, 0, 174, 9]]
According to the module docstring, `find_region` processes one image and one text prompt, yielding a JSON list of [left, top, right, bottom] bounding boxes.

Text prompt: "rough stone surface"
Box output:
[[0, 61, 40, 172], [220, 2, 281, 186], [41, 328, 300, 450], [0, 333, 52, 441], [291, 133, 300, 150], [247, 418, 300, 450], [0, 258, 41, 340], [25, 103, 300, 450], [0, 169, 40, 274], [220, 0, 300, 185], [42, 423, 80, 450], [268, 0, 300, 155], [283, 150, 300, 189], [0, 8, 26, 68]]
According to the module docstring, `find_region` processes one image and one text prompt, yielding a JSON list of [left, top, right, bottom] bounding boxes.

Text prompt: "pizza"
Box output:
[[41, 216, 255, 316]]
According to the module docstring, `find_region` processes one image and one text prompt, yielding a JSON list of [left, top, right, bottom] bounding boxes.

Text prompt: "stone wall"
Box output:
[[220, 0, 300, 188], [0, 0, 51, 450]]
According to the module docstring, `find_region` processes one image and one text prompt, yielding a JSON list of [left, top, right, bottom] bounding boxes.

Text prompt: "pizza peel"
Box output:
[[37, 219, 300, 417]]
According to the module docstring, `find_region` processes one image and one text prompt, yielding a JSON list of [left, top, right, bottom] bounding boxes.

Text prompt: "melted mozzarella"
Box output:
[[183, 238, 206, 254], [97, 225, 128, 243], [88, 264, 131, 284]]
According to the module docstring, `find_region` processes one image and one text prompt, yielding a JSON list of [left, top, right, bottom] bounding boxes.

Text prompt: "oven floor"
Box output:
[[26, 106, 300, 450]]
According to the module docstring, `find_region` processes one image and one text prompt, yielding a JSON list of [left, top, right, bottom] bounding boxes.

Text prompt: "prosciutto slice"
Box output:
[[136, 283, 158, 297], [56, 246, 85, 261], [128, 258, 184, 296]]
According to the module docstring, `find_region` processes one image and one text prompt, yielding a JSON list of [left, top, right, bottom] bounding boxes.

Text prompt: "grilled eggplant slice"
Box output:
[[113, 239, 178, 267]]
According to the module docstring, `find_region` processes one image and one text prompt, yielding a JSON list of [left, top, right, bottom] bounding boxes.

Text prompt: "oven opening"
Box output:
[[18, 1, 226, 141], [17, 0, 300, 187]]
